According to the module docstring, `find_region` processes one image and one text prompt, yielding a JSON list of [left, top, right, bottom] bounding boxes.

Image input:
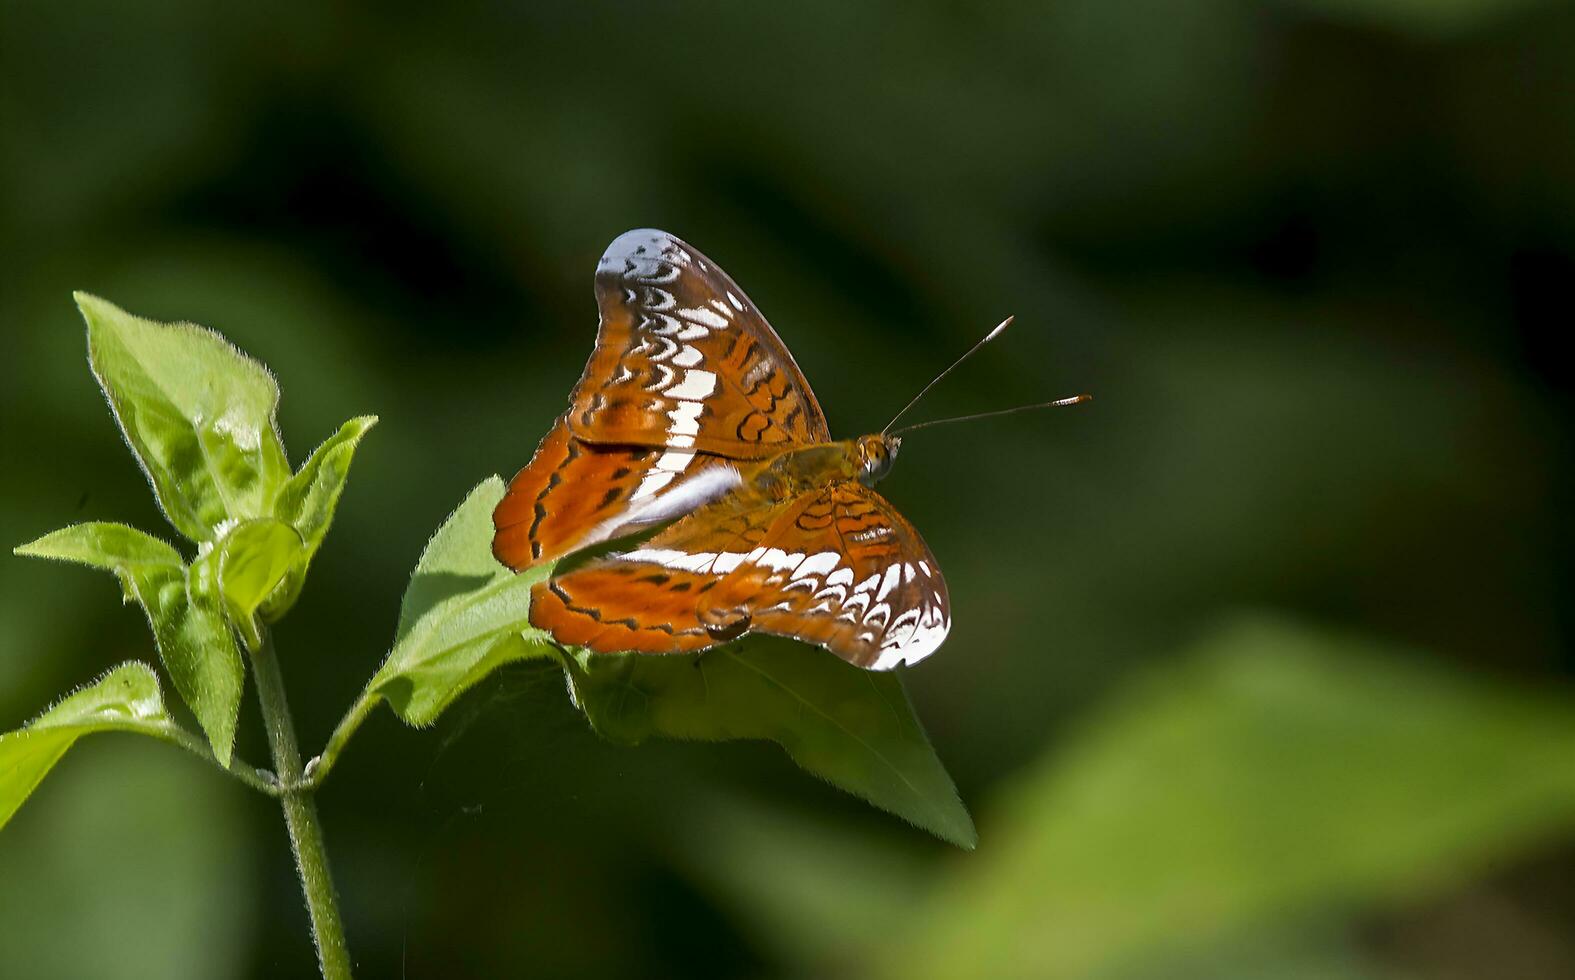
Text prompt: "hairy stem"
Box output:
[[251, 628, 354, 980], [304, 690, 377, 790], [156, 724, 280, 795]]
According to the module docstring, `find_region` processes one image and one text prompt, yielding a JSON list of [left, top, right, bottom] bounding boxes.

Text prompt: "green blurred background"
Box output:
[[3, 1, 1574, 977]]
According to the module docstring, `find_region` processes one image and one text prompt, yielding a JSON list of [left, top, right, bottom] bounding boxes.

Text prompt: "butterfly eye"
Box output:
[[859, 439, 894, 484]]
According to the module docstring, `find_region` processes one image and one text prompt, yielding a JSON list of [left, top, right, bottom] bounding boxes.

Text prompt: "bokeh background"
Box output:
[[3, 1, 1574, 977]]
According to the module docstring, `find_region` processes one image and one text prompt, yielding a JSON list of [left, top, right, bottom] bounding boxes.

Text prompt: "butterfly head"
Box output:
[[854, 433, 901, 486]]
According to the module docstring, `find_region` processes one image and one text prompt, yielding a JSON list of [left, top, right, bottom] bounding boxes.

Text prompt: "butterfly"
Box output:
[[493, 229, 1086, 670]]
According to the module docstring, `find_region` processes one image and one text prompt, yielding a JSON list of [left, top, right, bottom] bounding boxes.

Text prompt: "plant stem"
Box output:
[[251, 628, 354, 980], [156, 724, 280, 795], [304, 690, 377, 789]]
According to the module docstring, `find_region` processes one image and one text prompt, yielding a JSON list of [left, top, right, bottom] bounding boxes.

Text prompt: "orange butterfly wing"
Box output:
[[494, 229, 830, 570], [742, 484, 950, 669], [532, 483, 951, 670], [527, 492, 799, 654], [492, 421, 662, 568], [567, 228, 831, 454]]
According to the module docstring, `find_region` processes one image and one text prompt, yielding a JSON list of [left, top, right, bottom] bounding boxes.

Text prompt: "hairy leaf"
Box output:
[[0, 663, 179, 830], [15, 522, 245, 763], [77, 292, 290, 543], [263, 415, 377, 619], [565, 638, 976, 848], [133, 565, 246, 765], [192, 518, 303, 649], [14, 521, 183, 573], [367, 477, 554, 726], [883, 617, 1575, 979]]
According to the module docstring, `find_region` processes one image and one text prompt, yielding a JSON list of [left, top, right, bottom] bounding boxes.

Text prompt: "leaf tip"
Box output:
[[72, 290, 121, 325], [905, 793, 977, 850], [335, 414, 379, 444], [12, 528, 70, 561], [949, 818, 980, 851]]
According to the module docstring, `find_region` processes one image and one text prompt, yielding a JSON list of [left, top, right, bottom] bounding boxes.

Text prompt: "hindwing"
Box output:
[[531, 483, 950, 670]]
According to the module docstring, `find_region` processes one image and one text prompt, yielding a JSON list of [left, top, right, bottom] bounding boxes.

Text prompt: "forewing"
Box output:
[[534, 483, 950, 670], [493, 417, 743, 570], [496, 229, 836, 571], [566, 229, 831, 455]]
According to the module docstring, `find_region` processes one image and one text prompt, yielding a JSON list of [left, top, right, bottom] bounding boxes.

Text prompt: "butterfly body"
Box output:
[[741, 434, 901, 499], [494, 230, 948, 671]]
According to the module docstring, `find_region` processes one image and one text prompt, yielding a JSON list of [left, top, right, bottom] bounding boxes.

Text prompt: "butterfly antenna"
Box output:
[[882, 316, 1014, 434], [893, 394, 1092, 435]]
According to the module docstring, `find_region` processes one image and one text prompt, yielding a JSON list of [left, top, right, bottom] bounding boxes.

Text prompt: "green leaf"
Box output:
[[348, 477, 971, 848], [565, 637, 977, 849], [13, 521, 183, 570], [366, 477, 555, 726], [262, 415, 377, 619], [15, 522, 246, 764], [1, 663, 178, 831], [76, 292, 290, 543], [192, 518, 303, 650], [130, 564, 246, 766], [884, 617, 1575, 979]]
